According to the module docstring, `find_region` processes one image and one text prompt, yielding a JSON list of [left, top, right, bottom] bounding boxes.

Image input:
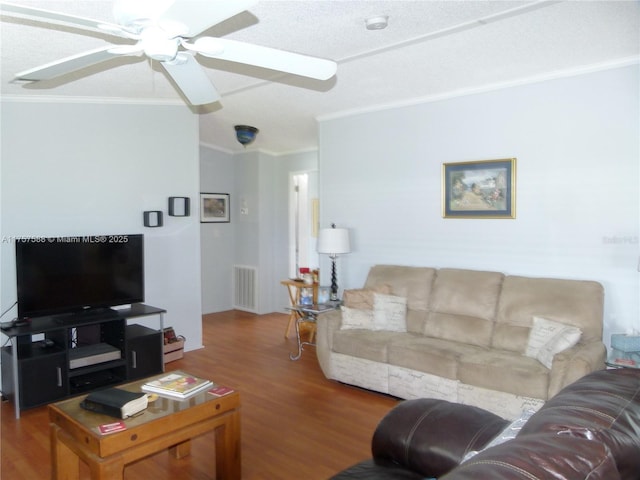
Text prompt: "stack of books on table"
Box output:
[[141, 371, 213, 400]]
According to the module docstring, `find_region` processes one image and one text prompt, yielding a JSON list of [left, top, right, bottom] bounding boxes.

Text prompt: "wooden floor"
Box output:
[[1, 310, 400, 479]]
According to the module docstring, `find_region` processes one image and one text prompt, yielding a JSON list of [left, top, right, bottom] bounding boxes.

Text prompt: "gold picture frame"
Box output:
[[442, 158, 516, 219]]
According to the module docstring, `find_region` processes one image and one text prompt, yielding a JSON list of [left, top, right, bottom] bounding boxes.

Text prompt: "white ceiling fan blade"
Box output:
[[158, 0, 257, 38], [0, 2, 132, 38], [161, 52, 220, 105], [15, 46, 130, 81], [187, 38, 337, 81]]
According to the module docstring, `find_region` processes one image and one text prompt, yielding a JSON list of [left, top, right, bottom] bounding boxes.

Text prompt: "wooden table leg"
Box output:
[[87, 455, 125, 480], [50, 424, 80, 480], [214, 410, 241, 479], [169, 439, 192, 459], [283, 282, 301, 338]]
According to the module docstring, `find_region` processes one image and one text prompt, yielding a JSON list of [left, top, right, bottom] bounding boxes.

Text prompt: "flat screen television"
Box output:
[[16, 234, 144, 319]]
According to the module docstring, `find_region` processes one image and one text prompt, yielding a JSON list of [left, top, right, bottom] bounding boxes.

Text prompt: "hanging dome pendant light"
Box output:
[[234, 125, 259, 147]]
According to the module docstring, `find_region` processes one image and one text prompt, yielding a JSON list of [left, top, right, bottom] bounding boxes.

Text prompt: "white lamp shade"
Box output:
[[317, 228, 351, 255]]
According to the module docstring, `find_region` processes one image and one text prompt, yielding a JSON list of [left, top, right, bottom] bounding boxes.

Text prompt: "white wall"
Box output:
[[1, 100, 203, 351], [319, 65, 639, 346], [200, 146, 235, 314], [199, 146, 319, 315], [200, 148, 283, 314]]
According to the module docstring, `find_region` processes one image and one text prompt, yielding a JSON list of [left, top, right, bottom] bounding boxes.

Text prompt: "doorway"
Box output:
[[289, 171, 318, 278]]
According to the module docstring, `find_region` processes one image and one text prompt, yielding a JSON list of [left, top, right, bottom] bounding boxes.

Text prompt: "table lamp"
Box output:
[[317, 224, 351, 301]]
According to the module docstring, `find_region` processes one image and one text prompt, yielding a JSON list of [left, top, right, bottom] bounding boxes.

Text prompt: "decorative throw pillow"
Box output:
[[372, 293, 407, 332], [339, 305, 374, 330], [343, 284, 393, 310], [525, 316, 582, 369]]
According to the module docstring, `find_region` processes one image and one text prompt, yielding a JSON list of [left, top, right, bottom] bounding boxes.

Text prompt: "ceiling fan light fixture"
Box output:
[[140, 26, 179, 61], [234, 125, 259, 146], [365, 16, 388, 30]]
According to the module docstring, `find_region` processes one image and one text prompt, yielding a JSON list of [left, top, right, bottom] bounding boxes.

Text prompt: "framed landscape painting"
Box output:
[[200, 193, 230, 223], [442, 158, 516, 219]]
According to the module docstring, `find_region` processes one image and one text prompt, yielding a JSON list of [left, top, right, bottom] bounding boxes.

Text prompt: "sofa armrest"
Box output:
[[315, 309, 343, 378], [371, 398, 508, 478], [547, 341, 606, 398]]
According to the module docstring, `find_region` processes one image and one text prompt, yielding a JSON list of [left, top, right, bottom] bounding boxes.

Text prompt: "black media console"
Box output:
[[1, 304, 165, 418]]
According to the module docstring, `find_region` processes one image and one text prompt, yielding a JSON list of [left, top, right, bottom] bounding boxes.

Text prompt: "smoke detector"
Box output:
[[365, 16, 388, 30]]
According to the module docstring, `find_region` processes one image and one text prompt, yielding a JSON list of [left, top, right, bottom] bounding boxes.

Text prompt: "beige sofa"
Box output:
[[315, 265, 607, 419]]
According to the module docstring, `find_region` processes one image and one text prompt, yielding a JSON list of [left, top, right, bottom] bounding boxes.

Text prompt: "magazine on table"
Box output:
[[141, 371, 213, 400]]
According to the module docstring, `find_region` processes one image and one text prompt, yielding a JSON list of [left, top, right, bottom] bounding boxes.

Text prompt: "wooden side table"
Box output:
[[48, 374, 241, 480], [280, 280, 317, 338]]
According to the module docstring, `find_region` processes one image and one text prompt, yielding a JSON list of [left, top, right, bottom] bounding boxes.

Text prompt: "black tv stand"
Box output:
[[1, 303, 166, 419], [54, 307, 119, 324]]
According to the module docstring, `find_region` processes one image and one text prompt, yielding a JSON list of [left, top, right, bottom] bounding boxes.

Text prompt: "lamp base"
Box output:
[[330, 256, 339, 301]]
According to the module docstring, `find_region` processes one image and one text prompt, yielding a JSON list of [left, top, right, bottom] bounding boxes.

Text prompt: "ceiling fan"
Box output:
[[0, 0, 338, 105]]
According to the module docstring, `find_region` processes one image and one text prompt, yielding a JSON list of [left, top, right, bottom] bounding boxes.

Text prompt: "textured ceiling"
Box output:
[[1, 1, 638, 154]]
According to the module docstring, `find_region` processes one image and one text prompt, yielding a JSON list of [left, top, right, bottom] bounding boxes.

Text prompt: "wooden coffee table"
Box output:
[[48, 374, 240, 480]]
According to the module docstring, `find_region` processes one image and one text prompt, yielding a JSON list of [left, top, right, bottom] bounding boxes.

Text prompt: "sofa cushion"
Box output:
[[491, 323, 531, 354], [525, 316, 582, 368], [493, 275, 604, 354], [441, 433, 620, 480], [364, 265, 436, 333], [424, 269, 504, 347], [332, 329, 402, 363], [457, 349, 550, 399], [388, 335, 483, 380]]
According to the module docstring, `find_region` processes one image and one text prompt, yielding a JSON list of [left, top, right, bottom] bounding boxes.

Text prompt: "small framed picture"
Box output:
[[200, 193, 230, 223], [442, 158, 516, 219]]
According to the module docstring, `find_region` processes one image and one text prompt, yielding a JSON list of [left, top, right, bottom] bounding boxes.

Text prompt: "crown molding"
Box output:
[[318, 57, 639, 123], [199, 141, 318, 158], [0, 94, 184, 106]]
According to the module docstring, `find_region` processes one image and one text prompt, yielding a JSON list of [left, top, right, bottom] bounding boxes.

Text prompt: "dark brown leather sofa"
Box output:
[[331, 368, 640, 480]]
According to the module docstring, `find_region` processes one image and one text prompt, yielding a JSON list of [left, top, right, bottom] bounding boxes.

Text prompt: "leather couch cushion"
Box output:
[[424, 269, 504, 347], [329, 459, 425, 480], [519, 368, 640, 479], [371, 398, 508, 478], [441, 433, 620, 480]]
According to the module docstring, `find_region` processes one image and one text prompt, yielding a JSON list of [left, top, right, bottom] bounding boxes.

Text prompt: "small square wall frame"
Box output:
[[143, 211, 163, 227], [168, 197, 190, 217]]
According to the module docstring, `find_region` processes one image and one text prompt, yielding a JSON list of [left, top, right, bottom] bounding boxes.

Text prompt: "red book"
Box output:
[[208, 385, 234, 397]]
